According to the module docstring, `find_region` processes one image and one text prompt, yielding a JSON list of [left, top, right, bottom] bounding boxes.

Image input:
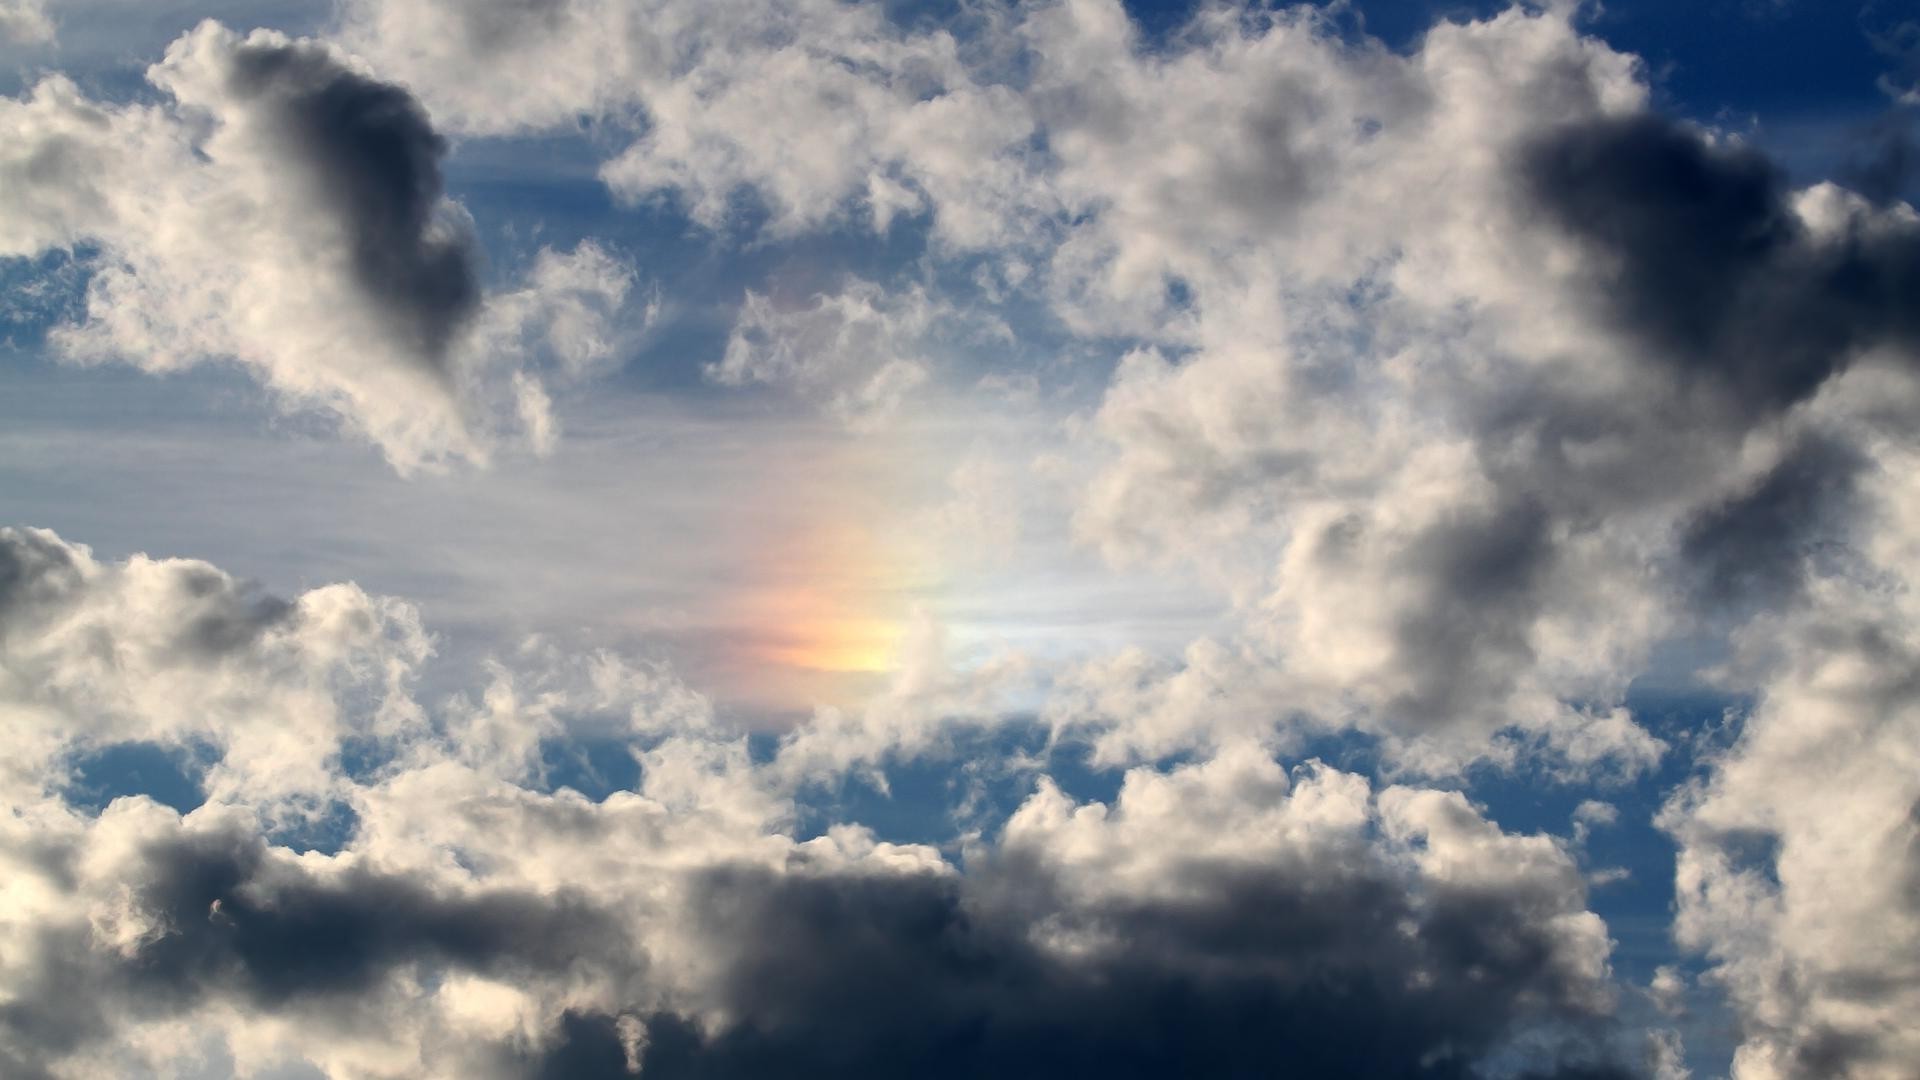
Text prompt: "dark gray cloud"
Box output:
[[0, 834, 1637, 1078], [121, 827, 626, 1004], [1680, 433, 1868, 613], [0, 823, 632, 1073], [1389, 495, 1554, 726], [0, 526, 83, 624], [1522, 114, 1920, 419], [1840, 112, 1920, 206], [170, 565, 297, 657], [526, 860, 1636, 1080], [222, 35, 480, 366]]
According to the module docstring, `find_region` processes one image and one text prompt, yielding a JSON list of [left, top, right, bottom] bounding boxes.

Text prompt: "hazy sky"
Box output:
[[3, 1, 1919, 1077]]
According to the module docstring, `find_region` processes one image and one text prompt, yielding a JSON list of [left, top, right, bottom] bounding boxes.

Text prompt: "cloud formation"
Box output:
[[4, 1, 1920, 1077], [0, 22, 633, 471], [0, 525, 1657, 1078]]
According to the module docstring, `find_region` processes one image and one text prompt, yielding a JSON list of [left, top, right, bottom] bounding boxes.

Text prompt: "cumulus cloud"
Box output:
[[0, 525, 428, 811], [1007, 3, 1915, 782], [338, 0, 1040, 243], [0, 524, 1648, 1078], [1521, 114, 1920, 421], [9, 1, 1920, 1076], [326, 0, 1920, 785], [1661, 578, 1920, 1078], [599, 759, 1628, 1079], [769, 609, 1030, 784], [0, 22, 634, 471]]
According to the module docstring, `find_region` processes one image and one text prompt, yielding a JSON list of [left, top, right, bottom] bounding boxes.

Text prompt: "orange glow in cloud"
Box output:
[[717, 515, 928, 709], [749, 593, 902, 673]]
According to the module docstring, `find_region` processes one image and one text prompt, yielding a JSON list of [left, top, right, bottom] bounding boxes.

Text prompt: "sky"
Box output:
[[1, 0, 1918, 1077]]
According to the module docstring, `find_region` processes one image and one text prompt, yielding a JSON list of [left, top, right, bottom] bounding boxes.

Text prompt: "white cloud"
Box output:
[[0, 23, 635, 472], [7, 3, 1920, 1073], [0, 524, 1643, 1077], [339, 0, 1041, 244], [0, 0, 51, 44], [0, 526, 429, 813], [1662, 581, 1920, 1077], [771, 609, 1030, 784]]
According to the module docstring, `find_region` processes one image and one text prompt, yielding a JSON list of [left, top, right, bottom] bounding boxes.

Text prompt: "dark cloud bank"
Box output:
[[0, 840, 1634, 1078], [532, 862, 1633, 1080]]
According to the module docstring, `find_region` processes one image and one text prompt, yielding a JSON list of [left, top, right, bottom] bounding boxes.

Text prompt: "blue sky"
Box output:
[[2, 1, 1919, 1077]]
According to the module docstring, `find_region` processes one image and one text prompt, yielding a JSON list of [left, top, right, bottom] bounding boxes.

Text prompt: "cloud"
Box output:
[[9, 1, 1920, 1075], [1661, 573, 1920, 1077], [326, 2, 1912, 795], [712, 279, 938, 427], [529, 749, 1640, 1079], [0, 524, 1649, 1079], [339, 0, 1040, 244], [1011, 3, 1919, 781], [770, 610, 1030, 784], [0, 0, 50, 44], [212, 28, 482, 364], [0, 22, 634, 471], [1678, 433, 1867, 614], [0, 525, 428, 810], [1521, 114, 1920, 420]]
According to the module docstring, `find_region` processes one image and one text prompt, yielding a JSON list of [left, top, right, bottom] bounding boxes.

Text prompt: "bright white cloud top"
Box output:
[[1, 1, 1918, 1078]]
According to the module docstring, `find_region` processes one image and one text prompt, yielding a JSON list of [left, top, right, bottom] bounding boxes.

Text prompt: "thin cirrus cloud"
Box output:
[[2, 1, 1919, 1078]]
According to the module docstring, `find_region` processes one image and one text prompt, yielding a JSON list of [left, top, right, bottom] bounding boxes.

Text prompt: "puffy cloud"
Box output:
[[338, 0, 1040, 243], [0, 525, 1646, 1078], [0, 22, 634, 471], [585, 746, 1633, 1079], [323, 0, 1913, 780], [12, 1, 1920, 1075], [1677, 433, 1867, 615], [0, 526, 428, 811], [1661, 582, 1920, 1078], [1651, 380, 1920, 1076], [440, 635, 717, 783], [333, 0, 1899, 780], [1019, 3, 1920, 780], [1520, 115, 1920, 422], [0, 803, 632, 1072]]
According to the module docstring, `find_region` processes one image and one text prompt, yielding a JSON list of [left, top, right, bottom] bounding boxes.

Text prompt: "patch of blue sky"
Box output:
[[62, 739, 217, 816], [534, 733, 648, 802], [267, 799, 359, 856], [779, 720, 1135, 853]]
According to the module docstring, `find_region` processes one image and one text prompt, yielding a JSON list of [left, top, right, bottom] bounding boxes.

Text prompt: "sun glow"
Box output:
[[748, 590, 904, 673], [716, 513, 931, 708]]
